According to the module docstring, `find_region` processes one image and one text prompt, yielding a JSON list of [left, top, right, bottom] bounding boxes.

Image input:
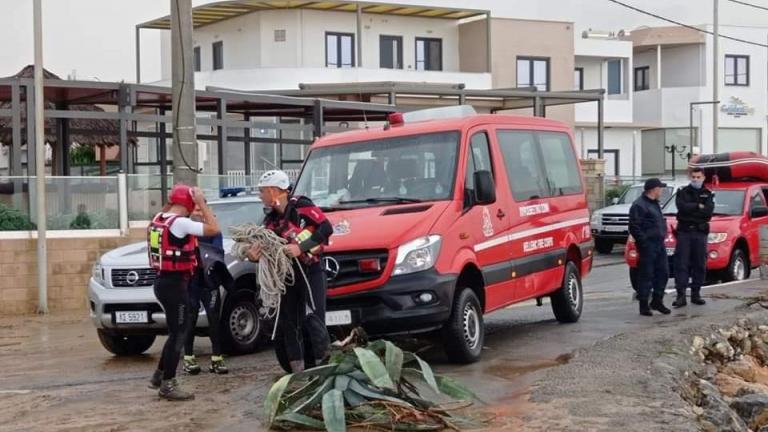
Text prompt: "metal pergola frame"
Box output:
[[0, 78, 396, 173], [209, 81, 607, 155]]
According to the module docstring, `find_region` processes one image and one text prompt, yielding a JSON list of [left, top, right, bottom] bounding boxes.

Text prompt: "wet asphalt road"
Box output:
[[0, 252, 758, 431]]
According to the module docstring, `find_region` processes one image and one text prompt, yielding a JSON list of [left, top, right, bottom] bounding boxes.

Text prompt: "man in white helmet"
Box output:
[[247, 170, 333, 373]]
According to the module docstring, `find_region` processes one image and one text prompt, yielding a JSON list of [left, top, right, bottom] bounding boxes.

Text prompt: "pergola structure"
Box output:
[[0, 73, 396, 178], [210, 81, 608, 154]]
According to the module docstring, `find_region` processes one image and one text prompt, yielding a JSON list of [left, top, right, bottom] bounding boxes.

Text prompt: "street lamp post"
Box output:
[[665, 143, 688, 180]]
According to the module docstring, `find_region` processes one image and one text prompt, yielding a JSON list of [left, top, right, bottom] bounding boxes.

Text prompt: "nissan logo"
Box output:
[[322, 257, 340, 281], [125, 271, 140, 285]]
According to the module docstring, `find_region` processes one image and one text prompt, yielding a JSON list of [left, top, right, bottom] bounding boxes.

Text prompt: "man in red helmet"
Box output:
[[147, 184, 220, 401], [247, 170, 332, 373]]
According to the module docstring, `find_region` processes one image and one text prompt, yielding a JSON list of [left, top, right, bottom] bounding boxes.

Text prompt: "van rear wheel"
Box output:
[[442, 288, 484, 363], [551, 261, 583, 323]]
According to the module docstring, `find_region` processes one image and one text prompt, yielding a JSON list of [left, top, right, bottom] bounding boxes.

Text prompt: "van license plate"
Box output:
[[666, 248, 675, 256], [115, 311, 149, 324], [326, 310, 352, 326]]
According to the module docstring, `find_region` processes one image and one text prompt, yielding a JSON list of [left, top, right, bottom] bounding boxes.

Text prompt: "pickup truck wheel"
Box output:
[[551, 261, 583, 323], [595, 239, 614, 254], [723, 248, 750, 282], [96, 329, 155, 356], [442, 288, 484, 364], [221, 294, 262, 355]]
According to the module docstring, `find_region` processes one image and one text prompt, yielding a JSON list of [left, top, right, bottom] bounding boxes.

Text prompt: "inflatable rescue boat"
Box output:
[[689, 152, 768, 182]]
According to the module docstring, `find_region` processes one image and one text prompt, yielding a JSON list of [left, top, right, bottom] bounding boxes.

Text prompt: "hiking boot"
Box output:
[[209, 356, 228, 375], [148, 369, 163, 390], [183, 355, 201, 375], [639, 300, 652, 317], [672, 294, 687, 308], [158, 378, 195, 401], [691, 292, 706, 306], [650, 298, 671, 315]]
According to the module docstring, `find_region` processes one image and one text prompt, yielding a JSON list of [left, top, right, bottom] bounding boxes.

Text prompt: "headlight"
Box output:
[[590, 213, 601, 227], [708, 233, 728, 244], [92, 263, 104, 283], [393, 235, 442, 276]]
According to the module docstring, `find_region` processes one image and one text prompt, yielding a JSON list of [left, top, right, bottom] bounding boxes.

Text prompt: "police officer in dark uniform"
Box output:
[[629, 178, 672, 316], [672, 167, 714, 308]]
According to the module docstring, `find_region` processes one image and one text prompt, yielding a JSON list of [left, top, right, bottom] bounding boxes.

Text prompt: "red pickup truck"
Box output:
[[625, 181, 768, 282]]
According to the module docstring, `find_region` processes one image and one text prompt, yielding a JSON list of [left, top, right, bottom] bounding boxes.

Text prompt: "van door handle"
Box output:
[[496, 209, 506, 219]]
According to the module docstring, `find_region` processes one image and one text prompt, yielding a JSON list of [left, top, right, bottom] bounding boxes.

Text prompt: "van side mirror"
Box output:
[[750, 206, 768, 218], [611, 197, 619, 205], [473, 170, 496, 205]]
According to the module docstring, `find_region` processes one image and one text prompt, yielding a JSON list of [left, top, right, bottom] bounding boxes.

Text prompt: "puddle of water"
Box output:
[[485, 353, 573, 380]]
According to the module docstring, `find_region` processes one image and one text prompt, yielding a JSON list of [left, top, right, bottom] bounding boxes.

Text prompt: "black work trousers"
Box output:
[[278, 261, 331, 363], [636, 241, 669, 302], [674, 230, 708, 295], [184, 269, 222, 357], [153, 271, 191, 380]]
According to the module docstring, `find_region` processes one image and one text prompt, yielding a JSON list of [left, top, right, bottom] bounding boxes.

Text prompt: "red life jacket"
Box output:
[[265, 196, 324, 265], [147, 213, 198, 273]]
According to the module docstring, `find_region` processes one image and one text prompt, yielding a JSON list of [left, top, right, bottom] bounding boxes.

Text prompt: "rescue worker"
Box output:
[[672, 167, 714, 308], [246, 170, 332, 373], [183, 202, 229, 375], [628, 178, 672, 317], [147, 184, 220, 401]]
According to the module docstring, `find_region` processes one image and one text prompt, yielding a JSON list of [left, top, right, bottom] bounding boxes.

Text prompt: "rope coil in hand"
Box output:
[[229, 223, 313, 339]]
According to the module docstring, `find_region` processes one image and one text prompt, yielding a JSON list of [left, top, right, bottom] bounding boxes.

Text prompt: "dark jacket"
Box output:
[[191, 233, 233, 292], [263, 195, 333, 254], [629, 194, 668, 248], [675, 185, 715, 233]]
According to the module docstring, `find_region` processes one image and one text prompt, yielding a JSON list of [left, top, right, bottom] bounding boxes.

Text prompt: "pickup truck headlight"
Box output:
[[708, 233, 728, 244], [92, 263, 105, 284], [393, 235, 442, 276], [590, 212, 601, 228]]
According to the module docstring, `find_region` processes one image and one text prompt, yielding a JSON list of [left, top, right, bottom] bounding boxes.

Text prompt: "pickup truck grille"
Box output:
[[601, 214, 629, 226], [111, 268, 156, 288], [324, 250, 389, 289]]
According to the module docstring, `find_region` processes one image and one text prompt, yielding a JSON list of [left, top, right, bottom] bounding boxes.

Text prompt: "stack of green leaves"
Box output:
[[264, 339, 489, 431]]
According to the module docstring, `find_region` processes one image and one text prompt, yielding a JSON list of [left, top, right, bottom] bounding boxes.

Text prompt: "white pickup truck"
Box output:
[[88, 195, 266, 356]]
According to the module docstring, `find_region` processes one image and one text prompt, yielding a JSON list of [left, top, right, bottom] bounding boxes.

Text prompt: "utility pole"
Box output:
[[33, 0, 48, 314], [170, 0, 198, 186], [713, 0, 720, 153]]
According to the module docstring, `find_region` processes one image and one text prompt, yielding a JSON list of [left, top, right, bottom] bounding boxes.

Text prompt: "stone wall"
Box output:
[[0, 228, 146, 315], [581, 159, 606, 213]]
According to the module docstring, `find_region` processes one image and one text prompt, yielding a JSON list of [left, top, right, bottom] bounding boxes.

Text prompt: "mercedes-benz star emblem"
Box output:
[[125, 271, 140, 285], [322, 257, 340, 281]]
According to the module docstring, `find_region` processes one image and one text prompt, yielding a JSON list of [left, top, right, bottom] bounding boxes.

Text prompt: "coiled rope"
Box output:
[[229, 223, 313, 339]]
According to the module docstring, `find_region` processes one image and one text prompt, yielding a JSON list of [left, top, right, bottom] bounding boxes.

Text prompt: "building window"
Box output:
[[274, 29, 286, 42], [415, 37, 442, 71], [725, 55, 749, 86], [574, 67, 584, 90], [634, 66, 649, 91], [193, 46, 201, 72], [212, 41, 223, 70], [717, 128, 761, 153], [380, 35, 403, 69], [326, 32, 355, 68], [517, 57, 549, 91], [587, 149, 620, 177], [607, 59, 622, 95]]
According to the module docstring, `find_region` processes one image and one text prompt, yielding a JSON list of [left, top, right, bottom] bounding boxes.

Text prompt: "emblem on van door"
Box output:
[[322, 257, 341, 280], [482, 207, 494, 237], [125, 271, 140, 285]]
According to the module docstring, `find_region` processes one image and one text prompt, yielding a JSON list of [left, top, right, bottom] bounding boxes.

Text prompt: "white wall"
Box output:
[[575, 127, 641, 177], [661, 45, 704, 88]]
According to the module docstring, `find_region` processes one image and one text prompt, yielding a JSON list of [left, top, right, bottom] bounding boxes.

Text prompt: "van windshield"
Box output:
[[293, 131, 460, 209]]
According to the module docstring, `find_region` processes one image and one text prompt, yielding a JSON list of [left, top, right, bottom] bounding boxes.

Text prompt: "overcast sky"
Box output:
[[0, 0, 763, 83]]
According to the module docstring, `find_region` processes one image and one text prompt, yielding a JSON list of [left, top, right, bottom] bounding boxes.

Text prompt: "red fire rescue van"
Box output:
[[291, 107, 594, 363]]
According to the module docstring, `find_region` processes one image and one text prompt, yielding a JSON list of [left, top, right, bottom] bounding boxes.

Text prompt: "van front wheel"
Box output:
[[442, 288, 484, 363], [551, 261, 583, 323]]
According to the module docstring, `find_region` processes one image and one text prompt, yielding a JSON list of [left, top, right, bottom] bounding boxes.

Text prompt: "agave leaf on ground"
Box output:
[[322, 389, 346, 432], [354, 347, 395, 390], [264, 374, 293, 426], [384, 340, 405, 383], [273, 412, 325, 430], [289, 376, 335, 414]]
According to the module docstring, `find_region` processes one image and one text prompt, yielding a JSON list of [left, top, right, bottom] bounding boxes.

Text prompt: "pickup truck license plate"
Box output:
[[666, 248, 676, 256], [603, 226, 626, 232], [115, 311, 149, 324], [326, 310, 352, 326]]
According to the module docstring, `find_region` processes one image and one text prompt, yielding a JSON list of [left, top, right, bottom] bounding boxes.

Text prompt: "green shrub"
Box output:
[[0, 203, 35, 231], [605, 185, 630, 204]]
